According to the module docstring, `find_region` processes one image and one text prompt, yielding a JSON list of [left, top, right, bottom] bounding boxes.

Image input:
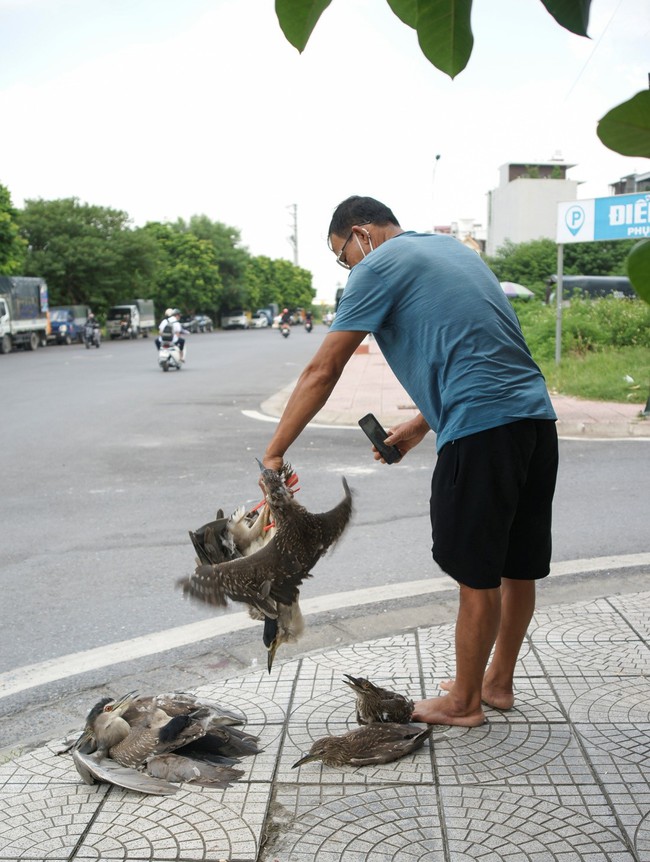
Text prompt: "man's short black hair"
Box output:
[[328, 196, 400, 241]]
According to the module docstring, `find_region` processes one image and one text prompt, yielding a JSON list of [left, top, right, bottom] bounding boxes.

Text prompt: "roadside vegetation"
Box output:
[[0, 184, 315, 320], [515, 298, 650, 405]]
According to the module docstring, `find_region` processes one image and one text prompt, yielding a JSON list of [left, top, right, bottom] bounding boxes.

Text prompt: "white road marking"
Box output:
[[1, 553, 648, 700], [242, 409, 650, 441]]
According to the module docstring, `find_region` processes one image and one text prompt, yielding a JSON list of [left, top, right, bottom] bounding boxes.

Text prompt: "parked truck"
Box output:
[[106, 299, 155, 339], [0, 276, 50, 354], [48, 305, 90, 344]]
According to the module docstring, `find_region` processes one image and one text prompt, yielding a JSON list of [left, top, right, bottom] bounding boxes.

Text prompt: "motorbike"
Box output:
[[304, 318, 313, 333], [280, 322, 291, 338], [158, 340, 183, 372], [84, 323, 101, 349]]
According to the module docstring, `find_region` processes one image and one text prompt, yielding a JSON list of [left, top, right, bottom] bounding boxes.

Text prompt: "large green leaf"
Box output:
[[626, 239, 650, 305], [414, 0, 474, 78], [539, 0, 591, 36], [597, 91, 650, 158], [386, 0, 418, 28], [275, 0, 333, 52]]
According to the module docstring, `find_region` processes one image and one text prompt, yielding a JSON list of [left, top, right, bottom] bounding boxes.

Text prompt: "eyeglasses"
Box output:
[[334, 223, 371, 269]]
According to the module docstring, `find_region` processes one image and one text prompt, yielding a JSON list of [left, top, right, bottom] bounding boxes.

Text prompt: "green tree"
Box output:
[[172, 215, 250, 299], [275, 0, 650, 298], [18, 198, 157, 313], [485, 238, 638, 299], [143, 222, 223, 316], [243, 255, 315, 312], [0, 183, 27, 274]]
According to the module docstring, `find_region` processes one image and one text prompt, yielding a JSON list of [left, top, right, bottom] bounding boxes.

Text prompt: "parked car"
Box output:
[[250, 312, 269, 329], [195, 314, 213, 332], [180, 315, 200, 334], [221, 309, 249, 329]]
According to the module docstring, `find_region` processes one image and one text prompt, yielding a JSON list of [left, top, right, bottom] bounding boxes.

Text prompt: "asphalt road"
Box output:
[[1, 327, 649, 751]]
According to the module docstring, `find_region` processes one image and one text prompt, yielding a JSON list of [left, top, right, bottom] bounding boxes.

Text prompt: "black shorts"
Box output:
[[430, 419, 558, 590]]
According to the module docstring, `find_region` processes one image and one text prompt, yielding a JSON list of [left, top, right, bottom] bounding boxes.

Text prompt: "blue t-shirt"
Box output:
[[330, 232, 556, 450]]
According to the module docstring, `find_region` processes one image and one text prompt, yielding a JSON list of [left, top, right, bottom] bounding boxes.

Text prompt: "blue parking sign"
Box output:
[[557, 193, 650, 243]]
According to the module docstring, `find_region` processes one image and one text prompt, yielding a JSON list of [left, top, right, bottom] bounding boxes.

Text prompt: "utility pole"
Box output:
[[432, 154, 441, 233], [287, 203, 298, 266]]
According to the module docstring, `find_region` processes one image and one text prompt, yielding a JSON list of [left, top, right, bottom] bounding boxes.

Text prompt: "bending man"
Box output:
[[263, 195, 558, 727]]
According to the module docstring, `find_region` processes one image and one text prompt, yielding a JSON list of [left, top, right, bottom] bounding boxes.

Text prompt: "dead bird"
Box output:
[[180, 463, 352, 672], [70, 691, 259, 795], [292, 722, 433, 768], [343, 674, 414, 724]]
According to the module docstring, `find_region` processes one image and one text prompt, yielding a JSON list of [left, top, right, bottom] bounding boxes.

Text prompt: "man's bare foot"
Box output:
[[439, 679, 515, 711], [411, 695, 486, 727]]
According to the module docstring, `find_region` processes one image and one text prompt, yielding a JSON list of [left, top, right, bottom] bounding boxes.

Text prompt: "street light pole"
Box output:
[[287, 203, 298, 266], [432, 154, 441, 233]]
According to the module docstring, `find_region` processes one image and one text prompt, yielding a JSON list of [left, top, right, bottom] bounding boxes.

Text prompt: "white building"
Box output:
[[486, 160, 578, 256]]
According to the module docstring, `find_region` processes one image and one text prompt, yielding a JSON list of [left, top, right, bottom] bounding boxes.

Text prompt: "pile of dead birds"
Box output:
[[66, 691, 259, 796]]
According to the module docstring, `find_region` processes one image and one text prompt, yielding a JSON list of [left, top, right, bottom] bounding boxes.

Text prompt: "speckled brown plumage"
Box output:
[[71, 691, 258, 794], [343, 674, 414, 724], [179, 466, 353, 670], [292, 722, 433, 768]]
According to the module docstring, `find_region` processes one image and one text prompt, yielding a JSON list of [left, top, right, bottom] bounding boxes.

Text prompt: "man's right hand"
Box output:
[[262, 454, 284, 472], [376, 414, 430, 461]]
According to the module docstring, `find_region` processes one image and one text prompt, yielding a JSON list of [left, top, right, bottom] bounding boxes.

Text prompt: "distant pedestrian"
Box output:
[[263, 195, 558, 726]]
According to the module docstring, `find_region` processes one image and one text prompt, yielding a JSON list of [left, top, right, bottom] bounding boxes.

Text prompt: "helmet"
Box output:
[[283, 308, 288, 314], [164, 307, 174, 317], [172, 308, 181, 317]]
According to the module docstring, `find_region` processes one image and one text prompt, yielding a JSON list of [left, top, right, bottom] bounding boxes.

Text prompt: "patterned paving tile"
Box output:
[[0, 739, 79, 788], [553, 676, 650, 722], [264, 784, 634, 861], [574, 722, 650, 854], [529, 597, 650, 676], [440, 786, 633, 861], [2, 590, 650, 862], [264, 785, 443, 861], [73, 784, 267, 860], [418, 624, 545, 678], [0, 784, 107, 860]]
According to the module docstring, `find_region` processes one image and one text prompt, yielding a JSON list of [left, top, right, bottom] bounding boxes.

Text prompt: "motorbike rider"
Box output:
[[84, 312, 100, 345], [280, 308, 291, 326], [156, 308, 187, 361]]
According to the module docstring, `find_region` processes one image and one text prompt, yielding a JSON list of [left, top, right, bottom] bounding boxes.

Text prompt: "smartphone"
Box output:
[[358, 413, 402, 464]]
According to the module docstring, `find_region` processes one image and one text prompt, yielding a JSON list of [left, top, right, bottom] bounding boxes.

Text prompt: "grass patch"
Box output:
[[515, 298, 650, 404], [538, 347, 650, 404]]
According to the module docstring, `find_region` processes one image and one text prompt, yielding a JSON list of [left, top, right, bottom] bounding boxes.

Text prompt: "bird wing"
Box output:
[[146, 754, 244, 788], [145, 693, 247, 727], [72, 749, 178, 795], [178, 537, 310, 616], [310, 478, 353, 550], [348, 724, 434, 765], [189, 511, 241, 566]]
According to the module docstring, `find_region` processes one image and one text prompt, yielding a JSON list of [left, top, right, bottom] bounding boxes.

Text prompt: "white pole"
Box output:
[[555, 243, 564, 365], [432, 154, 441, 232]]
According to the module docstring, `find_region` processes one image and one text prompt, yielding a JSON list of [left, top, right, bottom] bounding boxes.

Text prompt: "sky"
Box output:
[[0, 0, 648, 304]]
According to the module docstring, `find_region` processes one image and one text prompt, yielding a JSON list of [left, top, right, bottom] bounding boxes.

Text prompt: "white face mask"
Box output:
[[354, 233, 374, 259]]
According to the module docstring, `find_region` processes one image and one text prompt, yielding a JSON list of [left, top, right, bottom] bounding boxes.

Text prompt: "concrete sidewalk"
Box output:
[[1, 591, 649, 860], [263, 336, 650, 438], [1, 340, 648, 861]]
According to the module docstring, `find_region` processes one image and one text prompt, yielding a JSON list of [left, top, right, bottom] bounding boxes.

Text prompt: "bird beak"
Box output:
[[108, 690, 138, 716], [267, 639, 279, 674], [256, 458, 264, 471], [291, 752, 320, 768]]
